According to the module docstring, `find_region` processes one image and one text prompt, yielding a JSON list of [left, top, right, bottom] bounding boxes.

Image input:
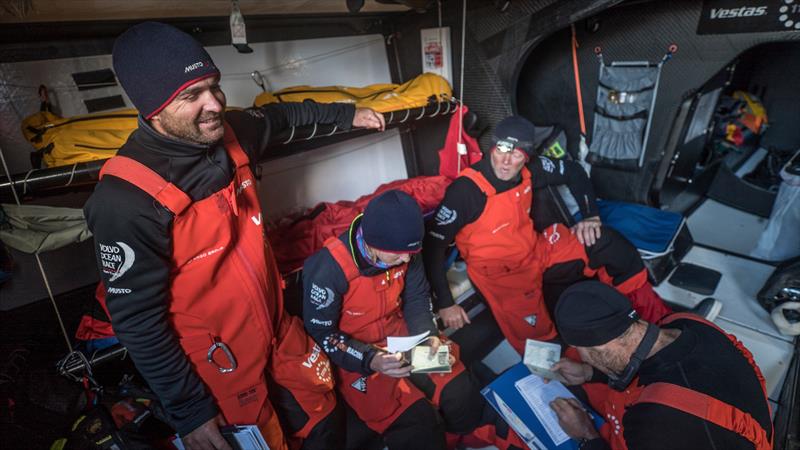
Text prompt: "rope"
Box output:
[[0, 143, 74, 354], [457, 0, 467, 173], [571, 24, 587, 136]]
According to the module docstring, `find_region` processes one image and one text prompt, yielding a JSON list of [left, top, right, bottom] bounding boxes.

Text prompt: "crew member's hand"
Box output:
[[370, 351, 412, 378], [425, 336, 456, 365], [550, 397, 600, 441], [439, 304, 471, 330], [182, 414, 232, 450], [550, 357, 593, 386], [353, 107, 386, 131], [571, 216, 602, 246], [427, 336, 441, 358]]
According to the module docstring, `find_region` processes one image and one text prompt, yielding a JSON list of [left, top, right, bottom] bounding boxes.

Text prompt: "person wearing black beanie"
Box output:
[[300, 190, 526, 450], [546, 281, 772, 450], [86, 21, 388, 450], [423, 114, 672, 355]]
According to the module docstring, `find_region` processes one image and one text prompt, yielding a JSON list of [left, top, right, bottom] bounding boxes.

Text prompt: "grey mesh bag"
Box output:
[[588, 46, 675, 170]]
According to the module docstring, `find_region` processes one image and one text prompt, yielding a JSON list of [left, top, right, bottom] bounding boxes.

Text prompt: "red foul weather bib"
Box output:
[[324, 237, 465, 434]]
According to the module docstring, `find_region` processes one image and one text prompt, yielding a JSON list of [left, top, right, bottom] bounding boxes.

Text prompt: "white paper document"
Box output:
[[514, 374, 574, 446], [386, 331, 430, 353]]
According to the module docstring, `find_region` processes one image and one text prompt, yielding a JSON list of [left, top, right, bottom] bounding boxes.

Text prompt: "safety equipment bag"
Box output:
[[254, 72, 452, 112], [21, 109, 138, 169]]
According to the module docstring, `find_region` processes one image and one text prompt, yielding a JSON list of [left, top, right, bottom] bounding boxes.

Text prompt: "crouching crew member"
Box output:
[[425, 115, 671, 354], [303, 191, 525, 450], [86, 22, 385, 450], [549, 281, 772, 450]]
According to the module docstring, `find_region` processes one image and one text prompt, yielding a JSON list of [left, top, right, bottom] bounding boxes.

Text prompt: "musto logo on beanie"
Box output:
[[112, 22, 221, 119]]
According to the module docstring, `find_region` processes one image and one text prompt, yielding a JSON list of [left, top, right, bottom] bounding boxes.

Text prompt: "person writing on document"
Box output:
[[549, 281, 772, 450]]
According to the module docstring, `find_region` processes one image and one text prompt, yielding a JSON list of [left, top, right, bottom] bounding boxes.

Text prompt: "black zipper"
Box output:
[[74, 144, 121, 150]]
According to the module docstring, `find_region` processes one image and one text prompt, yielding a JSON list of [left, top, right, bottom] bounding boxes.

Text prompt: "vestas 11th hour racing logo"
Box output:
[[100, 242, 136, 282], [709, 5, 768, 19]]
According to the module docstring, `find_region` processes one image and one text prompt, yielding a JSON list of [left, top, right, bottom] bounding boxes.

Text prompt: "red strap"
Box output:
[[635, 382, 771, 450], [222, 122, 251, 169], [654, 312, 773, 447], [461, 168, 495, 195], [323, 237, 360, 282], [571, 24, 587, 135], [99, 156, 191, 215], [461, 166, 531, 197], [659, 311, 721, 331]]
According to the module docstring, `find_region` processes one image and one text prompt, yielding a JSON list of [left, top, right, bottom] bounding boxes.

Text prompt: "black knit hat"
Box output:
[[492, 115, 552, 159], [555, 281, 640, 347], [361, 190, 424, 254], [112, 22, 221, 119]]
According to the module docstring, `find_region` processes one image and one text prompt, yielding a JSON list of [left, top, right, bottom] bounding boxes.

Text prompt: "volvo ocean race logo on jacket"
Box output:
[[435, 205, 458, 226], [310, 283, 335, 310], [99, 242, 136, 282]]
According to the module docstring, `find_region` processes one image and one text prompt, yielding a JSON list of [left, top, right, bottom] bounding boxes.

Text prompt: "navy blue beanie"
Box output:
[[361, 190, 424, 254], [555, 281, 640, 347], [492, 115, 551, 159], [112, 22, 220, 119]]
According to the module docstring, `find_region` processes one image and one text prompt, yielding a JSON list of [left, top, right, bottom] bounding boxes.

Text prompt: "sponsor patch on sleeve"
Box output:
[[539, 156, 555, 173], [310, 283, 335, 310], [99, 242, 135, 282], [435, 206, 458, 226]]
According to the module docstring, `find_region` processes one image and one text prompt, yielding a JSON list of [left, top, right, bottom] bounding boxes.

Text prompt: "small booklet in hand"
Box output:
[[523, 339, 567, 383], [173, 424, 270, 450], [408, 345, 452, 373]]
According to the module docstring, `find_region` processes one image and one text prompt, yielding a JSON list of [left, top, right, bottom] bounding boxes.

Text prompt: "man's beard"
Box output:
[[159, 111, 225, 145], [584, 347, 629, 377]]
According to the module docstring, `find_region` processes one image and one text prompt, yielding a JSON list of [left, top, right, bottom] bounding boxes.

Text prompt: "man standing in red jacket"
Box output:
[[85, 22, 385, 450]]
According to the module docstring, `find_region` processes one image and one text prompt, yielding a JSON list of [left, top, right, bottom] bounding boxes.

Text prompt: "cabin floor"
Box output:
[[0, 285, 97, 449]]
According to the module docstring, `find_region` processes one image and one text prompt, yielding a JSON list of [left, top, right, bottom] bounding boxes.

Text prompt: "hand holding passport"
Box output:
[[524, 339, 567, 383], [407, 344, 452, 373]]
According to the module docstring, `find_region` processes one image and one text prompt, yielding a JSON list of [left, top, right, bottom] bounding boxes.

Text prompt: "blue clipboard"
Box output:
[[481, 363, 604, 450]]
